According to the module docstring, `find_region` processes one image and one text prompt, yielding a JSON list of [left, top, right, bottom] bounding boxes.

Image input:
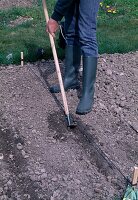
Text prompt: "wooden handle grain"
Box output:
[[42, 0, 69, 115], [132, 167, 138, 186]]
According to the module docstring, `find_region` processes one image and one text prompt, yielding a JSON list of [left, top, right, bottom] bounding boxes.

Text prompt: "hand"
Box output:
[[46, 18, 59, 37]]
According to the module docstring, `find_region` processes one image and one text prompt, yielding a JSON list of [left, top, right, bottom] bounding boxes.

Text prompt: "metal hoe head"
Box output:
[[65, 114, 77, 128]]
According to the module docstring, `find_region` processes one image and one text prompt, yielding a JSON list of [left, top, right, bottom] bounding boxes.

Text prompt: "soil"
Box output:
[[0, 52, 138, 200], [0, 1, 138, 200], [0, 0, 35, 9]]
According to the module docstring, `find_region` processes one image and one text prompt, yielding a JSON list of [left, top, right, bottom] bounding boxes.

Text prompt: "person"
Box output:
[[46, 0, 101, 115]]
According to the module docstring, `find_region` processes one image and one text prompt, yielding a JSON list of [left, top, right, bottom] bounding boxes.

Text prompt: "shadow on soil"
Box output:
[[47, 111, 127, 199]]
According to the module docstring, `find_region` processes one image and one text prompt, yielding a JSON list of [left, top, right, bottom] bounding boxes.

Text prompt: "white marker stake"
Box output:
[[21, 52, 24, 66]]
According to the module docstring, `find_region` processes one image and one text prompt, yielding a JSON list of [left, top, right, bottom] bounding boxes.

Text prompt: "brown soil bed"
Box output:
[[0, 0, 36, 9], [0, 52, 137, 200]]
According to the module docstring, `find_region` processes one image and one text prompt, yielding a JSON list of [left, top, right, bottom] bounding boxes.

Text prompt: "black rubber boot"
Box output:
[[50, 45, 81, 93], [76, 56, 97, 115]]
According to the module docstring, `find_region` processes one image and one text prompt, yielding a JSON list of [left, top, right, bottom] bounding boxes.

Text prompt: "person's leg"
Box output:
[[76, 0, 100, 114], [64, 0, 80, 46], [50, 0, 81, 93], [78, 0, 100, 57]]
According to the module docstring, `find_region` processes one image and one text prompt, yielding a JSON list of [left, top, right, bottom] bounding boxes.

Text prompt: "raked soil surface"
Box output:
[[0, 52, 138, 200]]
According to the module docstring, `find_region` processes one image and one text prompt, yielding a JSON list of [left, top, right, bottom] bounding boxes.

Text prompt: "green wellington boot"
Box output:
[[50, 45, 81, 93], [76, 56, 97, 115]]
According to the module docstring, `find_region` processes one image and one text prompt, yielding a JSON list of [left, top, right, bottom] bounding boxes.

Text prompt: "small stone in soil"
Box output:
[[21, 150, 26, 157], [41, 173, 47, 179], [24, 194, 31, 199], [13, 134, 19, 139], [18, 107, 24, 111], [0, 187, 3, 194], [106, 69, 112, 76], [7, 180, 12, 185], [52, 177, 58, 182], [17, 143, 23, 150], [94, 188, 102, 193], [0, 153, 4, 160]]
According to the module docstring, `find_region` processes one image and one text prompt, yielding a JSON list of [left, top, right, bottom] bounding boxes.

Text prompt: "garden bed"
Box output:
[[0, 52, 137, 199]]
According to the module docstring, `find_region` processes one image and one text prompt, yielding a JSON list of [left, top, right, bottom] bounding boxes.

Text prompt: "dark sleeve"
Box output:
[[51, 0, 74, 22]]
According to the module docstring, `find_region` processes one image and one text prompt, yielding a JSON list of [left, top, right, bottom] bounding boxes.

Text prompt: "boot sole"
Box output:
[[76, 108, 92, 115], [50, 85, 80, 94]]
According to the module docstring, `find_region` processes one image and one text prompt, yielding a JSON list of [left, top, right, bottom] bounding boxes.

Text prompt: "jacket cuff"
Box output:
[[51, 10, 63, 22]]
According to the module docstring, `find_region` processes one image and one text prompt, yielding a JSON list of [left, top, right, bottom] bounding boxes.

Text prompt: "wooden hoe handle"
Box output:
[[132, 167, 138, 187], [42, 0, 69, 116]]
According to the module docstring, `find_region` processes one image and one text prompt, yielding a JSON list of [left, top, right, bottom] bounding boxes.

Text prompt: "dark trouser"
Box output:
[[63, 0, 100, 114], [64, 0, 100, 56], [51, 0, 101, 114]]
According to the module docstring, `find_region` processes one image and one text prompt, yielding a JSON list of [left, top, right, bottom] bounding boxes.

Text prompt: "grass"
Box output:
[[98, 0, 138, 54], [0, 0, 138, 65]]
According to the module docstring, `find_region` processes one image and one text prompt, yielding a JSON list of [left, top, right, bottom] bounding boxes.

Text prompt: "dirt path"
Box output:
[[0, 52, 138, 200]]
